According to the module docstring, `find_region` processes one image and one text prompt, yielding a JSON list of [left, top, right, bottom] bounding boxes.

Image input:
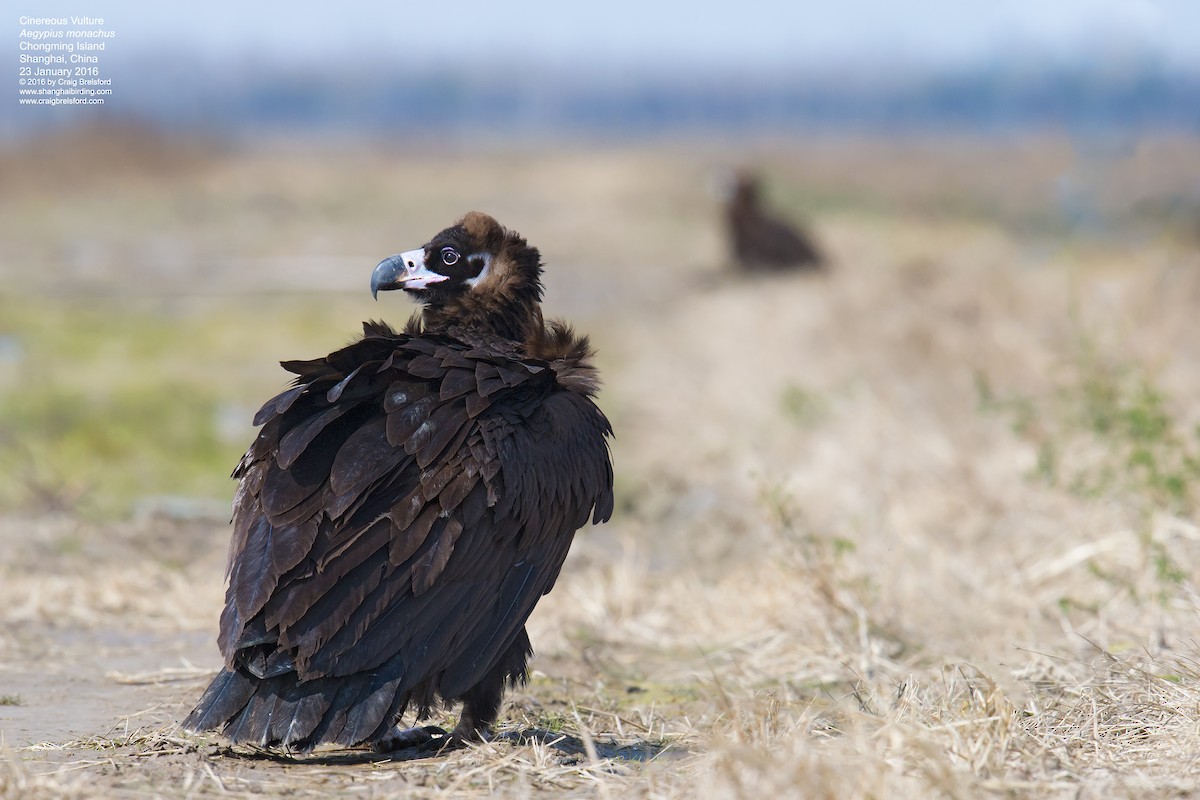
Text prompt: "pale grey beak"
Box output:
[[371, 248, 450, 298]]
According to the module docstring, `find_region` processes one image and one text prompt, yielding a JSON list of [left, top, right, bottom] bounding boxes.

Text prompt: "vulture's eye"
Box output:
[[441, 247, 460, 266]]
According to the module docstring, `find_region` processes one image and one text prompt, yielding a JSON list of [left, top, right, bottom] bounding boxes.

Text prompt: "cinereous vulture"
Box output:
[[184, 212, 614, 752], [724, 171, 824, 270]]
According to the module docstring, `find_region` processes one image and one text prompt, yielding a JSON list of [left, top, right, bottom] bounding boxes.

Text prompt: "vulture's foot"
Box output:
[[372, 725, 449, 752], [373, 724, 484, 754]]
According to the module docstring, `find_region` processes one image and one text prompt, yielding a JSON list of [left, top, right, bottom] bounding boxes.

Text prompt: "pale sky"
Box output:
[[15, 0, 1200, 70]]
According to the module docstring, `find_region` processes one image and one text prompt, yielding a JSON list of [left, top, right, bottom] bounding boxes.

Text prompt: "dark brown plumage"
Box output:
[[724, 171, 824, 271], [183, 212, 613, 752]]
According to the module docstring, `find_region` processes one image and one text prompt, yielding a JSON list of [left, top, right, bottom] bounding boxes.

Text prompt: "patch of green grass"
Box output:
[[1057, 597, 1100, 617], [760, 481, 856, 568], [976, 348, 1200, 514], [974, 371, 1036, 436], [1150, 541, 1188, 606], [0, 294, 364, 518], [0, 695, 21, 706], [536, 712, 569, 734], [780, 384, 827, 428], [0, 378, 239, 517], [979, 338, 1200, 612], [1063, 351, 1200, 509], [613, 682, 702, 710]]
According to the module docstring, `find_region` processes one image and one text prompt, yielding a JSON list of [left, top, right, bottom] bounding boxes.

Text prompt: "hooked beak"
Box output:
[[370, 248, 450, 298]]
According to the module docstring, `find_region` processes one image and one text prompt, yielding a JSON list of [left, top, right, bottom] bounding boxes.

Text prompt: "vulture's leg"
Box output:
[[373, 630, 532, 753], [451, 627, 533, 742]]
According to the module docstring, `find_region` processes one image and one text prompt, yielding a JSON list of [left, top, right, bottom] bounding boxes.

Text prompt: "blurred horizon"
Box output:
[[15, 0, 1200, 70], [8, 0, 1200, 141]]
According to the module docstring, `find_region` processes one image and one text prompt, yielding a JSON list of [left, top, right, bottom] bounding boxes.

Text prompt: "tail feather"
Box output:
[[184, 664, 420, 751], [182, 668, 256, 734], [336, 673, 404, 745], [281, 690, 331, 745], [298, 675, 362, 747], [221, 686, 269, 745], [262, 677, 336, 747]]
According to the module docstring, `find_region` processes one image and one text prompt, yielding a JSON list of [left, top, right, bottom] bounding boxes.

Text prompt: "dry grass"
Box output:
[[2, 131, 1200, 797]]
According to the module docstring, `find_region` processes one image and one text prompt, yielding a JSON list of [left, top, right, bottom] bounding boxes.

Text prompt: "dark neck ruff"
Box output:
[[421, 295, 544, 358]]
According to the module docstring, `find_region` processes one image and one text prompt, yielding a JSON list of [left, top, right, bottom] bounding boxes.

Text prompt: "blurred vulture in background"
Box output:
[[184, 212, 614, 753], [722, 170, 825, 271]]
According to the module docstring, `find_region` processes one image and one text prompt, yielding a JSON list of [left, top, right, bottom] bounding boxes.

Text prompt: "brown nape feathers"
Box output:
[[183, 212, 614, 753], [724, 171, 825, 271]]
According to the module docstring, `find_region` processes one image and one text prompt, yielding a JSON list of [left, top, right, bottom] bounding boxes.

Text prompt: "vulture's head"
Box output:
[[371, 212, 544, 320], [711, 168, 761, 209], [729, 172, 761, 210]]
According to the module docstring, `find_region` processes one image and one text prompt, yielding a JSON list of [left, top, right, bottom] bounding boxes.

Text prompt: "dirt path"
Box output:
[[2, 627, 212, 748]]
